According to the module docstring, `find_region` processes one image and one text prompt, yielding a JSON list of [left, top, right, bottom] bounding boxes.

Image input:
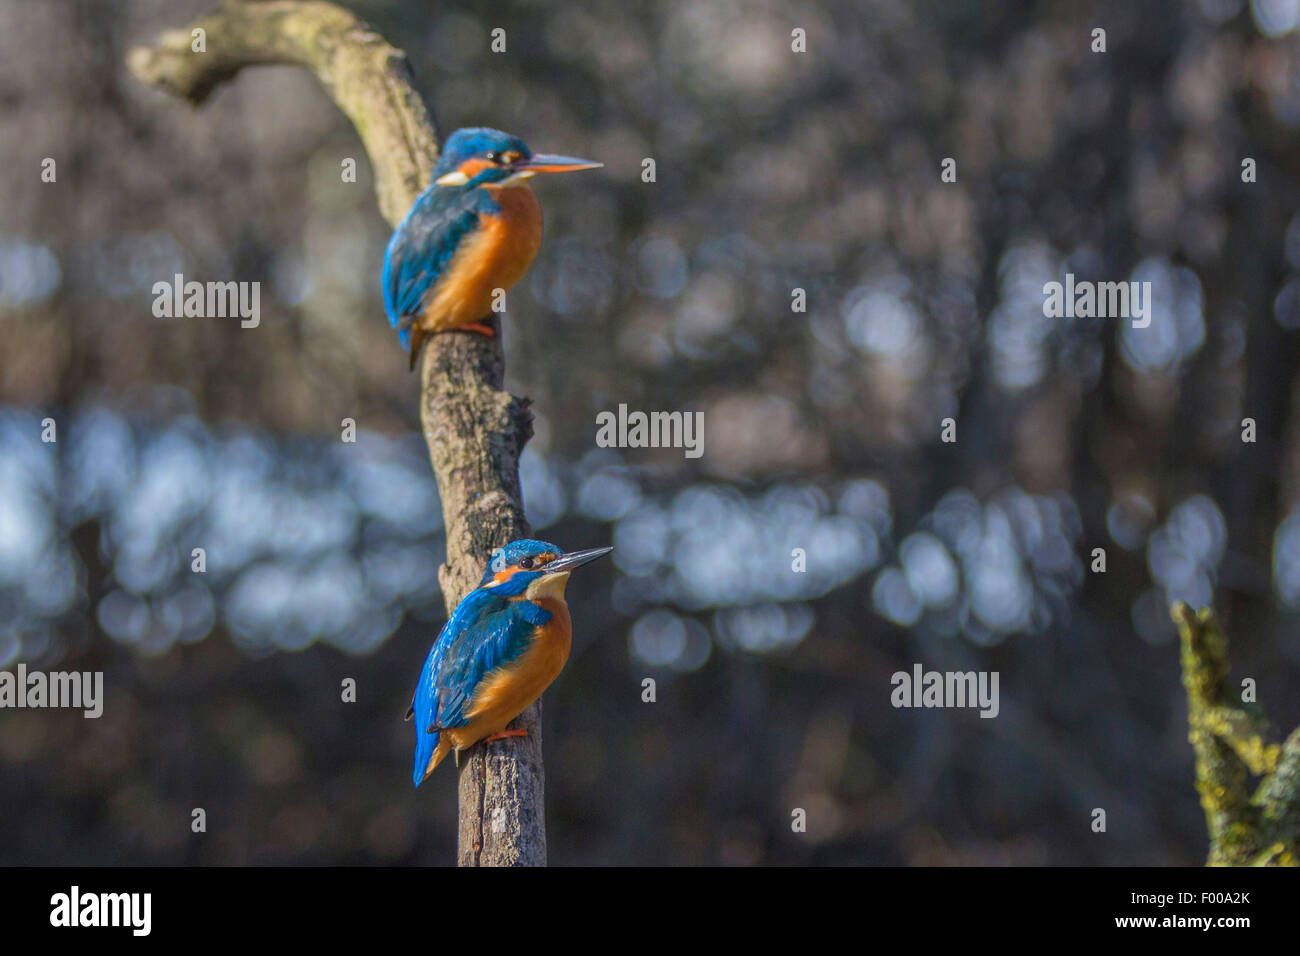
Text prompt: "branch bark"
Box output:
[[1173, 602, 1299, 866], [129, 0, 546, 866]]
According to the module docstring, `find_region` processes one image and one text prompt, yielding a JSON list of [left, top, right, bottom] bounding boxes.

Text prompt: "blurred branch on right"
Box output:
[[1174, 603, 1300, 866]]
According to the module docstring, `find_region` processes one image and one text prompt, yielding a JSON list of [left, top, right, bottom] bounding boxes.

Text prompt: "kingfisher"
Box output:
[[382, 127, 602, 370], [407, 539, 613, 785]]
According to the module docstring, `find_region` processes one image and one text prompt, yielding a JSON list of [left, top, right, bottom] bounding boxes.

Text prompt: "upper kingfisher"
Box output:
[[382, 127, 602, 370], [406, 539, 612, 785]]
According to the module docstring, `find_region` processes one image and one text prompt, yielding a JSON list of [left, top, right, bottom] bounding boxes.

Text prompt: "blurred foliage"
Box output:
[[3, 0, 1300, 864]]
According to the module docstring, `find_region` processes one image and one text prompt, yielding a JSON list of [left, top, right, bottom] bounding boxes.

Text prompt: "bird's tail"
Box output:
[[409, 659, 439, 786], [408, 326, 427, 373], [412, 729, 456, 785], [412, 722, 439, 787]]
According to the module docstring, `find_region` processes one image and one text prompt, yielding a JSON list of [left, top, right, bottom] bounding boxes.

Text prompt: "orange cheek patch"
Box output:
[[488, 567, 517, 587], [459, 158, 491, 180]]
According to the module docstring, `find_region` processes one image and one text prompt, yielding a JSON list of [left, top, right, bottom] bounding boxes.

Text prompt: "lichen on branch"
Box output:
[[1174, 602, 1299, 866]]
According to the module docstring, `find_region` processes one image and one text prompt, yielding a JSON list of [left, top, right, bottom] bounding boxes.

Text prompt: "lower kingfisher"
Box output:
[[406, 539, 613, 785], [382, 127, 602, 370]]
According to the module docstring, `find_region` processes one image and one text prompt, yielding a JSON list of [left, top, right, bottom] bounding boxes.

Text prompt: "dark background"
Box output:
[[2, 0, 1300, 865]]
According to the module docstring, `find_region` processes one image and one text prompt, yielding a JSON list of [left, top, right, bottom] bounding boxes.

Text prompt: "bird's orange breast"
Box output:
[[420, 184, 543, 332], [439, 597, 571, 758]]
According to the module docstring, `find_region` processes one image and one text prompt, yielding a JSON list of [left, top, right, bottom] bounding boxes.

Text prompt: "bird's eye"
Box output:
[[485, 151, 501, 164], [519, 557, 535, 569]]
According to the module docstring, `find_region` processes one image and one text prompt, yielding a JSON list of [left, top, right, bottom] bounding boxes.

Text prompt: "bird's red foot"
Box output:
[[484, 728, 528, 742], [461, 321, 496, 337]]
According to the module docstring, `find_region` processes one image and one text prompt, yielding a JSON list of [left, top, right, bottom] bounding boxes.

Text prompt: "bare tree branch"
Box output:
[[128, 0, 546, 866]]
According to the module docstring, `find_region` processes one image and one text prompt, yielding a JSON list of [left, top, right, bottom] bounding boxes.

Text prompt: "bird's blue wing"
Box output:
[[434, 596, 552, 731], [382, 186, 488, 348], [410, 587, 551, 785]]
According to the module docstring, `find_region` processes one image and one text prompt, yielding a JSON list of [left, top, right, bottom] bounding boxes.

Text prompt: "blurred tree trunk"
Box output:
[[128, 0, 546, 866]]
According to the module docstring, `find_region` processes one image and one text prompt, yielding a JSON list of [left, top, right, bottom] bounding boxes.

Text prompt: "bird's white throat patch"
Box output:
[[434, 169, 534, 188], [496, 170, 536, 188], [525, 572, 570, 602]]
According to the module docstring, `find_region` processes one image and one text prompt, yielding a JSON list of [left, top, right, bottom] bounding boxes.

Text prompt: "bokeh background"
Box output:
[[3, 0, 1300, 865]]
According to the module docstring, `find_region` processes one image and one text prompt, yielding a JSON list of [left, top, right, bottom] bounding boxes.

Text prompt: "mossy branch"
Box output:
[[1173, 602, 1299, 866], [129, 0, 545, 866]]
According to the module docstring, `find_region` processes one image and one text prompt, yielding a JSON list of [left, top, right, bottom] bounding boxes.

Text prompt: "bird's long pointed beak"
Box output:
[[516, 153, 603, 174], [543, 546, 613, 574]]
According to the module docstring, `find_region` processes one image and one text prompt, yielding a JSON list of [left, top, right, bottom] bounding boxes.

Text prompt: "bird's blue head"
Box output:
[[477, 538, 613, 598], [431, 127, 601, 190]]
